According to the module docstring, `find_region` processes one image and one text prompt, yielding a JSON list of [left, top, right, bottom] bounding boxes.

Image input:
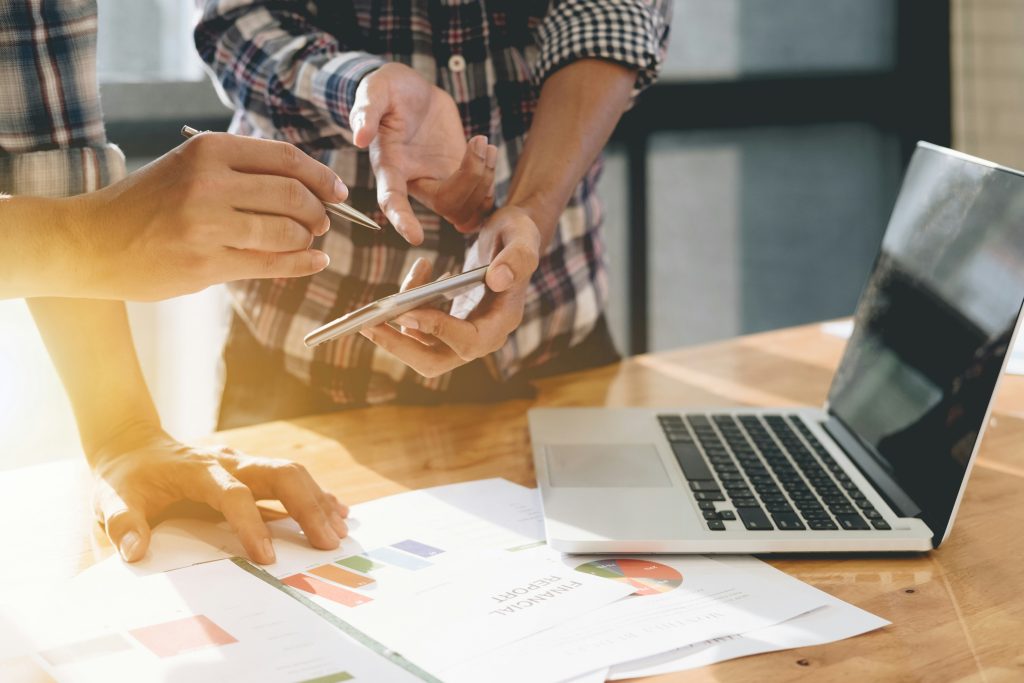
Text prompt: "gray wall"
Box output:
[[599, 0, 903, 354]]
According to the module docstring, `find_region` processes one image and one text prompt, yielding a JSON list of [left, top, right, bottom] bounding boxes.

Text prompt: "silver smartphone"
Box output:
[[303, 266, 489, 348]]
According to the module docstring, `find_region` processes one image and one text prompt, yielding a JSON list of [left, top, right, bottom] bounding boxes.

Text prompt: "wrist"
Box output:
[[87, 416, 169, 467], [504, 191, 563, 249], [8, 196, 84, 297]]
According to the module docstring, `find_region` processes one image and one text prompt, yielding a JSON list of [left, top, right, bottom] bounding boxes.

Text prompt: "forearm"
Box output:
[[506, 59, 637, 248], [0, 195, 87, 299], [195, 0, 385, 143], [28, 298, 160, 462]]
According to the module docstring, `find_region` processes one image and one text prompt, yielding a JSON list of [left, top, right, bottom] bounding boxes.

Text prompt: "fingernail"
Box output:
[[486, 145, 498, 169], [262, 538, 276, 564], [312, 251, 330, 270], [473, 136, 487, 159], [395, 314, 419, 330], [330, 511, 349, 537], [334, 177, 348, 201], [490, 264, 514, 290], [120, 531, 141, 562], [318, 214, 331, 236]]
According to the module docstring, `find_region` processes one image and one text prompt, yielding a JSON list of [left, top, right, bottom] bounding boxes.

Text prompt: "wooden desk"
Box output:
[[3, 323, 1024, 682]]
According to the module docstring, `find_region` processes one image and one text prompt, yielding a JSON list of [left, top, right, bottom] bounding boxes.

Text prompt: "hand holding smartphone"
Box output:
[[303, 266, 489, 347]]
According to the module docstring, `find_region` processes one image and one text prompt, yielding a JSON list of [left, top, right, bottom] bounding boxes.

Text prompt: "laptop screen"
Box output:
[[827, 143, 1024, 543]]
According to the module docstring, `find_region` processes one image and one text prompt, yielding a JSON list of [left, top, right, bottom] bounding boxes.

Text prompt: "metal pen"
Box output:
[[180, 125, 382, 232]]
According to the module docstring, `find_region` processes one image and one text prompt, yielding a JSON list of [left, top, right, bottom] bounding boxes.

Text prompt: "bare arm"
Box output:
[[29, 298, 348, 564], [507, 59, 637, 248], [0, 196, 82, 299]]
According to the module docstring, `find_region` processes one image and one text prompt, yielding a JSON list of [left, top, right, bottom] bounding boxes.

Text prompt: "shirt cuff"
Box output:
[[535, 0, 670, 96], [313, 53, 389, 131], [0, 143, 127, 198]]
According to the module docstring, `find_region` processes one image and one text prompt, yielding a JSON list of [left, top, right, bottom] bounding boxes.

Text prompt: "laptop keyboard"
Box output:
[[658, 413, 892, 532]]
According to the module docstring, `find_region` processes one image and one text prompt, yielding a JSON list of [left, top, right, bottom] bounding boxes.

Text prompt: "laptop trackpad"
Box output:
[[546, 445, 672, 487]]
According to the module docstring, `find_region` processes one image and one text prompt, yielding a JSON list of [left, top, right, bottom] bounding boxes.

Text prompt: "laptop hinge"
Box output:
[[821, 416, 922, 519]]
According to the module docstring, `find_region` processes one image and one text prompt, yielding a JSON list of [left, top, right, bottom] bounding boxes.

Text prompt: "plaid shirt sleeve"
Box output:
[[536, 0, 673, 96], [195, 0, 386, 145], [0, 1, 125, 198]]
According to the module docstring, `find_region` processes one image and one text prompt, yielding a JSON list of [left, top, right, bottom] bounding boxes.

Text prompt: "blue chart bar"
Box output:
[[392, 539, 445, 558], [367, 546, 432, 571]]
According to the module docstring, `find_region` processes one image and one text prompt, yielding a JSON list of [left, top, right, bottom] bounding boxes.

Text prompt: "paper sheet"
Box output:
[[287, 549, 633, 673], [75, 479, 886, 683], [563, 669, 610, 683], [5, 559, 433, 683], [607, 556, 889, 679], [437, 553, 829, 683], [82, 480, 628, 676]]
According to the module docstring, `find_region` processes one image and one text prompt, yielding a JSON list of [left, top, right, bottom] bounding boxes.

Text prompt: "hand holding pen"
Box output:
[[181, 126, 381, 232], [58, 128, 351, 300]]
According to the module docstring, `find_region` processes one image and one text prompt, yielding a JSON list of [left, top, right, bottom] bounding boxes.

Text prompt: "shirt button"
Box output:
[[448, 54, 466, 72]]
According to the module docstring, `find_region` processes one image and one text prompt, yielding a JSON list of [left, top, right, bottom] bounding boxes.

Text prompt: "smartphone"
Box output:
[[303, 266, 489, 348]]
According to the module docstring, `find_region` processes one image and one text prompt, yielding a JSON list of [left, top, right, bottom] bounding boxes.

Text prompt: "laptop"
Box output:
[[529, 142, 1024, 553]]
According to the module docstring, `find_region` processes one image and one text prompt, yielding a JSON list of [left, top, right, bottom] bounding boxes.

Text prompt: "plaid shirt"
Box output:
[[196, 0, 671, 405], [0, 1, 125, 199]]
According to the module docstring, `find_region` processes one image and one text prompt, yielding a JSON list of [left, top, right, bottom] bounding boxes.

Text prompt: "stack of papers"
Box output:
[[1, 479, 888, 682]]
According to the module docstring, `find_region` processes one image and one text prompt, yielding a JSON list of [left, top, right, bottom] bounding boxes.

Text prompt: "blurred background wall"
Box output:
[[3, 0, 1022, 470]]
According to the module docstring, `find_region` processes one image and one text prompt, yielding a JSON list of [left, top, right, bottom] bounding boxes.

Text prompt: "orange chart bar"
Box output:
[[308, 563, 376, 588], [283, 574, 373, 608], [129, 615, 237, 659]]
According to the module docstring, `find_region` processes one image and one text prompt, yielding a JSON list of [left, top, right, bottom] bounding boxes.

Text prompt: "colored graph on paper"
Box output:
[[575, 558, 683, 596], [283, 539, 445, 608]]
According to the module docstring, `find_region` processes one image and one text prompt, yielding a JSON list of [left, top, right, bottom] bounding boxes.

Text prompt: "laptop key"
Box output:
[[689, 480, 721, 492], [703, 510, 720, 520], [836, 513, 870, 530], [737, 506, 773, 530], [707, 519, 726, 531], [809, 519, 839, 530], [719, 510, 736, 520], [871, 519, 891, 530], [671, 442, 714, 481], [864, 509, 882, 520], [694, 491, 726, 502], [698, 501, 717, 511], [771, 512, 806, 530]]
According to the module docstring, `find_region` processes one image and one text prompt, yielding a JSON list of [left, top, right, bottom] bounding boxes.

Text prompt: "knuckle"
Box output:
[[422, 317, 445, 337], [221, 483, 255, 505], [278, 142, 301, 173], [378, 188, 399, 208], [183, 132, 217, 159], [284, 179, 305, 210], [261, 251, 281, 275], [270, 217, 293, 248], [321, 166, 338, 196], [281, 461, 310, 479]]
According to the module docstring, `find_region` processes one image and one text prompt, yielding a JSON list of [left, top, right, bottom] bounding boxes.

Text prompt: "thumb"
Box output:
[[101, 495, 152, 563], [485, 216, 540, 293], [351, 77, 389, 149]]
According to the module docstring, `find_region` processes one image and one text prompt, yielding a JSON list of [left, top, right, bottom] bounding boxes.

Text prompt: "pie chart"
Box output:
[[575, 558, 683, 596]]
